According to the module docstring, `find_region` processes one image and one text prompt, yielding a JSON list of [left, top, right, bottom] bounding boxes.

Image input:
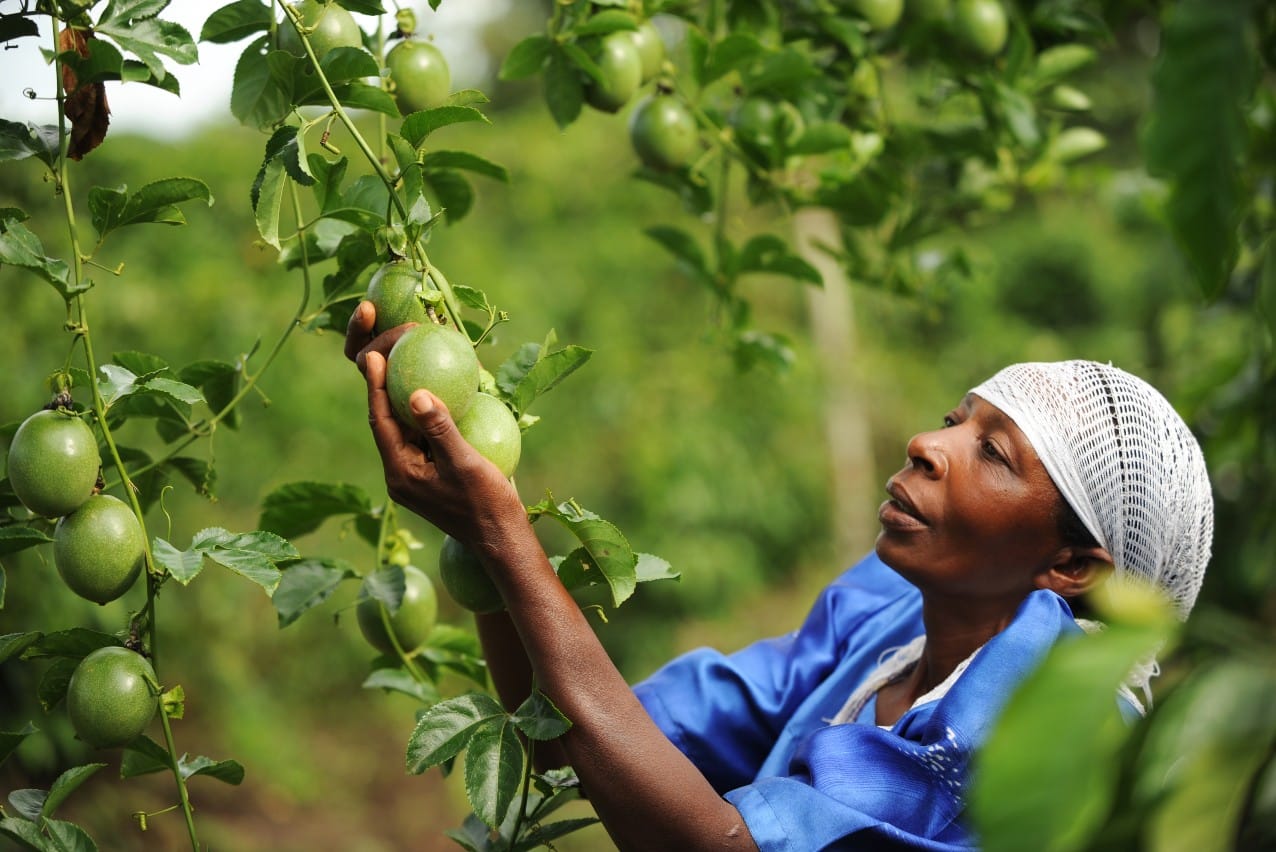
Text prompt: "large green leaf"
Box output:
[[258, 481, 372, 539], [97, 0, 199, 80], [200, 0, 273, 45], [406, 692, 506, 773], [0, 121, 59, 167], [527, 498, 636, 607], [231, 39, 294, 129], [1143, 0, 1255, 298], [272, 558, 355, 628], [40, 764, 107, 819], [0, 215, 76, 299], [464, 719, 523, 828], [0, 527, 53, 556], [971, 605, 1177, 852]]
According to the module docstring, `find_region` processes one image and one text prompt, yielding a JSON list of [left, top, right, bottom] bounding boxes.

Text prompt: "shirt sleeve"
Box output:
[[633, 552, 918, 794]]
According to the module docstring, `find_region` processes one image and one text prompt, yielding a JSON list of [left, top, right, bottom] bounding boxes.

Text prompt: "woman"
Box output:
[[345, 306, 1214, 851]]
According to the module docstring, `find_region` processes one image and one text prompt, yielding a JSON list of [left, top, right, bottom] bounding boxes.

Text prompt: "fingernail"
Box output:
[[410, 390, 434, 416]]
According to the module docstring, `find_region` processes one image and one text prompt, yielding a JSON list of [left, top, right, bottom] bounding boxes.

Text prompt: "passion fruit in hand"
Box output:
[[54, 494, 146, 605], [438, 535, 503, 614], [455, 392, 522, 478], [67, 646, 158, 749], [385, 322, 480, 428], [356, 565, 438, 655], [7, 409, 100, 518], [386, 38, 451, 114], [366, 261, 428, 334]]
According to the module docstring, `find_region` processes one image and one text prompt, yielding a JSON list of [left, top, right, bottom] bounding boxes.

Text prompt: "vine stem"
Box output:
[[48, 15, 199, 850], [373, 500, 432, 684], [275, 0, 469, 334], [510, 735, 535, 843]]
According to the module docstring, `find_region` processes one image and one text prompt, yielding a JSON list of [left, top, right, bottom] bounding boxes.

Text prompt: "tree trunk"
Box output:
[[794, 208, 877, 566]]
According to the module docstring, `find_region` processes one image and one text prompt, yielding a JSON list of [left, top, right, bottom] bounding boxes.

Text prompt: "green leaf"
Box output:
[[527, 499, 636, 607], [231, 40, 294, 129], [335, 0, 385, 13], [406, 692, 506, 773], [7, 789, 44, 821], [1143, 0, 1254, 298], [1138, 659, 1276, 852], [22, 629, 118, 661], [511, 690, 570, 741], [179, 755, 245, 785], [152, 537, 205, 584], [702, 32, 765, 86], [189, 527, 298, 594], [0, 527, 53, 556], [737, 234, 822, 284], [465, 719, 523, 828], [572, 10, 637, 36], [200, 0, 273, 44], [971, 618, 1176, 852], [644, 225, 710, 281], [496, 342, 593, 415], [401, 106, 491, 148], [41, 764, 106, 819], [1049, 127, 1106, 163], [97, 0, 199, 79], [0, 120, 59, 167], [423, 169, 474, 223], [362, 666, 441, 704], [635, 552, 678, 584], [517, 817, 602, 850], [994, 82, 1040, 150], [499, 34, 551, 81], [251, 125, 295, 249], [41, 818, 97, 852], [120, 735, 172, 778], [272, 558, 355, 628], [92, 177, 213, 238], [421, 150, 508, 183], [0, 15, 38, 45], [0, 215, 76, 299], [180, 359, 241, 424], [0, 816, 48, 850], [0, 723, 38, 765], [318, 80, 401, 117], [360, 564, 406, 613], [35, 658, 75, 713], [543, 49, 583, 129], [258, 481, 372, 539], [1028, 44, 1098, 89]]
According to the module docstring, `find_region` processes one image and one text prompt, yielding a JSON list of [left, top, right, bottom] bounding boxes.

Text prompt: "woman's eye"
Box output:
[[981, 440, 1005, 463], [942, 415, 957, 428]]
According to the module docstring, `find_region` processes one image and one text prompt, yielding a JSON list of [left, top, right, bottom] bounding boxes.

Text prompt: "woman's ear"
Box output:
[[1036, 546, 1114, 599]]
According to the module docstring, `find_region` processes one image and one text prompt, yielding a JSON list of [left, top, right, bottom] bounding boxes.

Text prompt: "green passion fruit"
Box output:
[[455, 392, 522, 478], [584, 31, 643, 113], [366, 261, 428, 334], [386, 322, 480, 427], [386, 38, 451, 114], [356, 565, 438, 655], [629, 20, 665, 82], [67, 646, 158, 749], [953, 0, 1008, 58], [629, 94, 698, 171], [279, 0, 363, 61], [851, 0, 904, 30], [438, 535, 503, 614], [54, 494, 146, 605], [7, 409, 100, 518]]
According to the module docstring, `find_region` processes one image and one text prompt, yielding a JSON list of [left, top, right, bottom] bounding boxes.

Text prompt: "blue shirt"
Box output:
[[633, 552, 1086, 851]]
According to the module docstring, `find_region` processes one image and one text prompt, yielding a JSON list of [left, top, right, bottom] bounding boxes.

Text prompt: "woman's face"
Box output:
[[874, 393, 1068, 609]]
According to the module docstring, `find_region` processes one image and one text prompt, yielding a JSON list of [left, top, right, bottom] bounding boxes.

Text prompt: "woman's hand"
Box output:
[[345, 301, 527, 551]]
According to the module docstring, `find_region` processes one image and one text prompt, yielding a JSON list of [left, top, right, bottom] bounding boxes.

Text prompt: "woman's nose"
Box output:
[[905, 430, 949, 479]]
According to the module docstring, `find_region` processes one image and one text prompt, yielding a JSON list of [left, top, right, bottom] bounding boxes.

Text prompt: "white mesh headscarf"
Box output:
[[971, 360, 1214, 619]]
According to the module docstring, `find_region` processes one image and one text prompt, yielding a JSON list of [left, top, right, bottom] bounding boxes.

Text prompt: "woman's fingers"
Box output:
[[363, 351, 411, 467], [407, 389, 468, 471], [344, 301, 376, 363]]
